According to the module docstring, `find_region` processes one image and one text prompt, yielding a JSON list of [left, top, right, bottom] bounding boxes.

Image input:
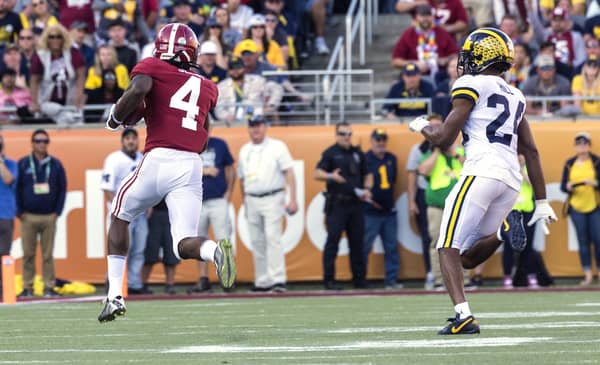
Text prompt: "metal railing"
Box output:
[[5, 94, 600, 129], [371, 98, 433, 122]]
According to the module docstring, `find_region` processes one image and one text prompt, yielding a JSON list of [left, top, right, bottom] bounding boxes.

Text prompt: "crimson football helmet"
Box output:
[[154, 23, 199, 64]]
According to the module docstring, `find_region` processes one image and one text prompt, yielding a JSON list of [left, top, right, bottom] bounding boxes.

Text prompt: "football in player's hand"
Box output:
[[122, 101, 146, 125]]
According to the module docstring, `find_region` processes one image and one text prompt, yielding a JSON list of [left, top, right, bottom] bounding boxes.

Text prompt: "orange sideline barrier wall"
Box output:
[[1, 122, 596, 284]]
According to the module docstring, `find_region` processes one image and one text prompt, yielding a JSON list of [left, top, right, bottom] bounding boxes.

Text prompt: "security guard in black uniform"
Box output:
[[315, 122, 373, 290]]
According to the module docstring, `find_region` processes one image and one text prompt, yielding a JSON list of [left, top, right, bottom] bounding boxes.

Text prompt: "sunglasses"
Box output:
[[337, 131, 352, 137], [575, 139, 590, 145], [32, 1, 45, 6], [374, 136, 387, 142], [586, 62, 599, 67], [265, 17, 278, 23], [19, 36, 33, 40], [48, 34, 63, 40], [33, 139, 49, 144]]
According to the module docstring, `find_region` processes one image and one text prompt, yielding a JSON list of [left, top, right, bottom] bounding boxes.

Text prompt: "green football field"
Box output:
[[1, 291, 600, 364]]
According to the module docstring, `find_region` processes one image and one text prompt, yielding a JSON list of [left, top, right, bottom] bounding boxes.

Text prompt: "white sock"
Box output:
[[454, 302, 472, 319], [316, 36, 326, 45], [107, 255, 126, 299], [200, 240, 218, 262], [496, 227, 503, 241]]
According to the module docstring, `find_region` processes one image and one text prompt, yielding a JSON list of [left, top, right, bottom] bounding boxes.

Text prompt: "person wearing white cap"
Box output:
[[234, 15, 285, 68], [197, 41, 228, 84], [521, 54, 571, 115]]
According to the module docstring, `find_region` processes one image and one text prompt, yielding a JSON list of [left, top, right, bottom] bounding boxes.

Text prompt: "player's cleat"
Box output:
[[501, 211, 527, 252], [98, 296, 127, 323], [438, 314, 480, 335], [214, 239, 236, 289]]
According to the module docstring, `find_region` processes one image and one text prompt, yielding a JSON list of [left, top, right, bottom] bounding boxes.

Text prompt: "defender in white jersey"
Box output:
[[409, 28, 558, 335]]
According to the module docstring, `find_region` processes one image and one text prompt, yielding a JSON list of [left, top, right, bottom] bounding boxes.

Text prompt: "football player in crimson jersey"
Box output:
[[99, 23, 236, 322]]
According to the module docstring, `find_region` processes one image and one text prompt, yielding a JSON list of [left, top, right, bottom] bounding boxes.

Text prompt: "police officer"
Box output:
[[315, 122, 373, 290]]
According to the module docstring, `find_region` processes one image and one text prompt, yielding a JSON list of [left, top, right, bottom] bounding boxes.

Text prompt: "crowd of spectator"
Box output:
[[385, 0, 600, 120], [0, 0, 337, 126]]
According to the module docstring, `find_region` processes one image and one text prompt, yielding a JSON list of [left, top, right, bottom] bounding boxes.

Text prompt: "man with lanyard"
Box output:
[[16, 129, 66, 298]]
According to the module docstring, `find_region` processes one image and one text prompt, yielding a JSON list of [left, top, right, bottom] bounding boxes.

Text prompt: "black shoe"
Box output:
[[466, 275, 483, 289], [438, 314, 480, 335], [501, 211, 527, 252], [187, 277, 212, 294], [165, 285, 176, 295], [324, 281, 343, 291], [17, 289, 34, 299], [98, 296, 127, 323], [128, 286, 153, 295], [270, 283, 287, 293], [43, 288, 61, 298], [250, 285, 271, 292], [353, 281, 369, 289]]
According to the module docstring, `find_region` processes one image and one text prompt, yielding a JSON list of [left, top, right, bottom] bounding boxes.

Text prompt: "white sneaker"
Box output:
[[315, 37, 330, 55]]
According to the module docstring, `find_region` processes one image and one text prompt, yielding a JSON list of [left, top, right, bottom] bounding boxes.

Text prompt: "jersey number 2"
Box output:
[[486, 93, 524, 147], [169, 76, 202, 131]]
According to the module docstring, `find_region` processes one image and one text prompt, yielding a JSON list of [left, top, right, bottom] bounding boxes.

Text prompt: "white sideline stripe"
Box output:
[[163, 337, 550, 353], [574, 303, 600, 307], [477, 311, 600, 318], [325, 321, 600, 334]]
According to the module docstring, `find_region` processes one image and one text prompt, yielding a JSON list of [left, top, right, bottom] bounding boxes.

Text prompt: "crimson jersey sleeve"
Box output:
[[130, 58, 219, 154]]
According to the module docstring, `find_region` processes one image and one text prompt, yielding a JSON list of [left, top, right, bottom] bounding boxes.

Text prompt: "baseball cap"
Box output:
[[536, 54, 555, 69], [575, 131, 591, 144], [199, 41, 218, 55], [249, 14, 266, 27], [552, 6, 568, 19], [228, 56, 244, 69], [248, 114, 266, 126], [0, 68, 17, 79], [403, 62, 420, 76], [172, 0, 193, 6], [586, 54, 600, 67], [108, 18, 126, 29], [415, 4, 433, 15], [371, 128, 388, 140], [3, 43, 19, 53], [237, 39, 257, 54], [122, 128, 138, 139]]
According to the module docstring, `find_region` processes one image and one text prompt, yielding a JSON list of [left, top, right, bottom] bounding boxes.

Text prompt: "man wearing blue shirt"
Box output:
[[383, 63, 434, 118], [363, 128, 401, 289], [0, 133, 17, 300], [189, 135, 235, 293], [16, 129, 67, 298]]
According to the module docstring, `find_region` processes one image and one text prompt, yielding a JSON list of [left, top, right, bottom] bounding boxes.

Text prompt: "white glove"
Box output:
[[408, 116, 430, 133], [527, 199, 558, 235], [105, 104, 122, 131]]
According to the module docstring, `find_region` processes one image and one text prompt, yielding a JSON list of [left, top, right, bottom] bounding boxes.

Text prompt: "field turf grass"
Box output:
[[1, 291, 600, 364]]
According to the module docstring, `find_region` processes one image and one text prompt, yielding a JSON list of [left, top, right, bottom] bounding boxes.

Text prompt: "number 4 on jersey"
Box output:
[[169, 76, 202, 131]]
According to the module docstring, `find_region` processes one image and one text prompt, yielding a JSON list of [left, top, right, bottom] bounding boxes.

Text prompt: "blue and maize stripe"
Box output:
[[451, 87, 479, 104], [442, 176, 476, 248]]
